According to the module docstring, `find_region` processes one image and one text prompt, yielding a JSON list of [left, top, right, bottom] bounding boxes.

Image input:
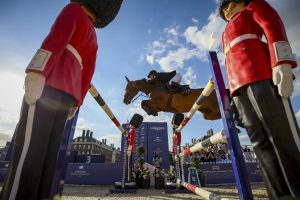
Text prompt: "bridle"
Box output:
[[129, 92, 148, 103]]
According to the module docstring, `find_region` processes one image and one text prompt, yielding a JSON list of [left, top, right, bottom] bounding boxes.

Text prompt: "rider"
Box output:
[[147, 70, 190, 95]]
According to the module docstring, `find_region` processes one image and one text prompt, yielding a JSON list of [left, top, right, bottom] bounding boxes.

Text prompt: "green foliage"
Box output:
[[137, 146, 145, 156], [139, 167, 150, 180], [153, 169, 165, 179], [169, 152, 175, 166], [191, 154, 200, 168], [166, 167, 175, 181]]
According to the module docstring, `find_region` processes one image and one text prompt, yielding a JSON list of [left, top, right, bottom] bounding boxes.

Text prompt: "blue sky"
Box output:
[[0, 0, 300, 148]]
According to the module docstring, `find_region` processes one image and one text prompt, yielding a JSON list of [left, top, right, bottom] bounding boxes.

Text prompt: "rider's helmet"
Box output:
[[147, 70, 158, 78]]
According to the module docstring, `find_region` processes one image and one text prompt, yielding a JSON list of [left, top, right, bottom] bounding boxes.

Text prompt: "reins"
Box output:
[[129, 92, 148, 103]]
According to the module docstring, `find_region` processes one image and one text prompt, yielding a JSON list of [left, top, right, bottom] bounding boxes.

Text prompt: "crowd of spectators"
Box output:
[[184, 143, 257, 164]]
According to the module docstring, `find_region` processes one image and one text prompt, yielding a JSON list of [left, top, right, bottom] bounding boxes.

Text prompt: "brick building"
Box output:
[[72, 130, 121, 163]]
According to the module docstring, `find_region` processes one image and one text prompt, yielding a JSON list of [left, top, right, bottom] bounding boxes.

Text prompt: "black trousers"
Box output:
[[233, 80, 300, 199], [0, 86, 74, 200]]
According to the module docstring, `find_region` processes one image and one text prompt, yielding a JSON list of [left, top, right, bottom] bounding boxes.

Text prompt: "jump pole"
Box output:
[[89, 84, 136, 193], [177, 179, 229, 200], [179, 129, 226, 157], [208, 51, 253, 200], [89, 83, 127, 136], [166, 79, 215, 193], [175, 79, 215, 134]]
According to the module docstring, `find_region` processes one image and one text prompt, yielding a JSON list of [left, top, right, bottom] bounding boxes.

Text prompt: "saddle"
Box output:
[[165, 82, 190, 95]]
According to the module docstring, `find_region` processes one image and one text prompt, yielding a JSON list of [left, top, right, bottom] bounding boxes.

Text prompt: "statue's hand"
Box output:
[[272, 64, 293, 98]]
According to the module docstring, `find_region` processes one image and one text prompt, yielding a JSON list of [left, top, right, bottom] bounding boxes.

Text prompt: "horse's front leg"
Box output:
[[141, 100, 159, 116]]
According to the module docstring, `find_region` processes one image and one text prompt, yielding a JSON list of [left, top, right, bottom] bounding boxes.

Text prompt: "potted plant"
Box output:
[[166, 165, 176, 182], [153, 169, 165, 189], [134, 146, 146, 188], [139, 167, 150, 189]]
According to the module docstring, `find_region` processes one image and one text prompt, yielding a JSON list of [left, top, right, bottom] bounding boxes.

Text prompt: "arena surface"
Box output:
[[61, 184, 268, 200]]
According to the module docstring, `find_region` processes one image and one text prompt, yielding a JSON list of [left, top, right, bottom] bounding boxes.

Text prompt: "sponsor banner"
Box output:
[[201, 162, 263, 184], [0, 161, 262, 185], [65, 163, 123, 185], [146, 122, 169, 169], [76, 155, 105, 163]]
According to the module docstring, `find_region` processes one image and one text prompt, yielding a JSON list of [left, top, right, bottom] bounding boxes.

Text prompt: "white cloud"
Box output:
[[0, 132, 12, 142], [192, 18, 199, 24], [182, 67, 198, 88], [99, 133, 121, 148], [74, 118, 96, 138], [183, 11, 226, 58], [267, 0, 300, 58], [146, 55, 154, 65], [126, 101, 172, 124], [158, 48, 198, 72], [164, 27, 178, 36], [0, 72, 24, 137]]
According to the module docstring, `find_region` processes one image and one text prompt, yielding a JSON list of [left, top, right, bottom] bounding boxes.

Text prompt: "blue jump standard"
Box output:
[[208, 51, 253, 200]]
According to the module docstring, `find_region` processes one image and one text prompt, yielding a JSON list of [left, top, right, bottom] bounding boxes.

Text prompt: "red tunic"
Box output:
[[26, 3, 98, 106], [222, 0, 297, 95], [127, 128, 136, 153]]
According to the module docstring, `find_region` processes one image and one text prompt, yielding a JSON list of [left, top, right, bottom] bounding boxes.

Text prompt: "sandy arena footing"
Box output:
[[61, 184, 268, 200]]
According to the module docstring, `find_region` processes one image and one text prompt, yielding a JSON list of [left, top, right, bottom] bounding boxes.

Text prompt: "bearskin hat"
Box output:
[[219, 0, 252, 21], [172, 113, 184, 126], [129, 113, 143, 128], [71, 0, 122, 28]]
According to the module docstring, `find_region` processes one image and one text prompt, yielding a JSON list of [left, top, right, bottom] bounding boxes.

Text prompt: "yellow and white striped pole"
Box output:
[[176, 79, 215, 133]]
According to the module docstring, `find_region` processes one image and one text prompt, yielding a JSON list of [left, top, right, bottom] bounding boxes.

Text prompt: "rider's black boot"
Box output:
[[170, 82, 190, 95]]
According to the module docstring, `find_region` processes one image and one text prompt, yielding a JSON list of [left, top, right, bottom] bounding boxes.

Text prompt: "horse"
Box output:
[[123, 76, 224, 120]]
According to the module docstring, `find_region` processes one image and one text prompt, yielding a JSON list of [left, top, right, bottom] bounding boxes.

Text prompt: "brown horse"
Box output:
[[123, 76, 223, 120]]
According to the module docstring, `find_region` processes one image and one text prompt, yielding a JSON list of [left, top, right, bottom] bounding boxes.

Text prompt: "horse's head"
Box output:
[[123, 76, 140, 104], [123, 76, 153, 105]]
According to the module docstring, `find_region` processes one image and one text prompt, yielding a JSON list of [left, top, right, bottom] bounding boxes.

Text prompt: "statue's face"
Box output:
[[223, 1, 246, 21]]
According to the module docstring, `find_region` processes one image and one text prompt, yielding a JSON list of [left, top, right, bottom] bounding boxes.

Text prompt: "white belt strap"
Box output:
[[66, 44, 82, 66], [224, 34, 258, 54]]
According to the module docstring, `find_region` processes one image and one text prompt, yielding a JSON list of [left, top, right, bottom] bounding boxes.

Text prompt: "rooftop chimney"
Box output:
[[90, 131, 93, 138], [82, 130, 86, 137], [86, 130, 90, 137]]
